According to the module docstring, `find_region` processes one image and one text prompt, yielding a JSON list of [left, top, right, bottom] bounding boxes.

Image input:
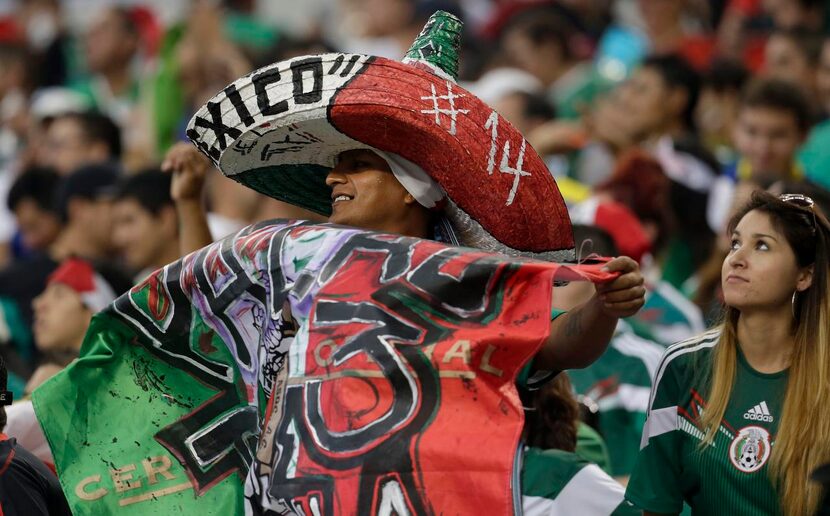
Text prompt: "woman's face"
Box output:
[[722, 209, 812, 312]]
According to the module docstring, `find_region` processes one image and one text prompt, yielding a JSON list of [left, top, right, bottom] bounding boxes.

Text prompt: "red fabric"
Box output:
[[593, 202, 652, 264], [47, 258, 96, 293], [330, 58, 574, 254]]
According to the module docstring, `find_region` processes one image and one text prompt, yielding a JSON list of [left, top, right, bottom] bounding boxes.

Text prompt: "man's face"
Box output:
[[325, 150, 413, 233], [41, 118, 93, 176], [617, 67, 674, 139], [764, 35, 812, 89], [816, 40, 830, 114], [32, 283, 92, 352], [85, 9, 136, 74], [733, 106, 804, 183], [112, 198, 174, 271], [13, 199, 62, 251], [72, 197, 114, 256]]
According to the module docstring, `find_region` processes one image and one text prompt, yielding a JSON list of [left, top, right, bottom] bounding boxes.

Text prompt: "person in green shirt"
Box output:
[[627, 191, 830, 515], [522, 373, 638, 515]]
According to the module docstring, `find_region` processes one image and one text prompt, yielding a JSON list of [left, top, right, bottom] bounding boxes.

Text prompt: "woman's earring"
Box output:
[[792, 291, 798, 319]]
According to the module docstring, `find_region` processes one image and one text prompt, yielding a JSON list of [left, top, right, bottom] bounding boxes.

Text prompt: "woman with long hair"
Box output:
[[626, 190, 830, 515]]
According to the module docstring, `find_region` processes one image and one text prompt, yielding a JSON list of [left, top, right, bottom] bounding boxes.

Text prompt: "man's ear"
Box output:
[[796, 264, 814, 292], [404, 192, 418, 206], [66, 197, 89, 223]]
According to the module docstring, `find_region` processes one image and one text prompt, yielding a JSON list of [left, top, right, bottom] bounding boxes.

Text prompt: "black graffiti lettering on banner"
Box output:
[[291, 57, 324, 105], [309, 300, 422, 453]]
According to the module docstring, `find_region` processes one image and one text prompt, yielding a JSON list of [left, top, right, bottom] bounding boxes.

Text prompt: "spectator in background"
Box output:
[[494, 2, 595, 121], [0, 163, 119, 370], [799, 35, 830, 190], [6, 167, 62, 255], [37, 111, 121, 176], [0, 354, 71, 516], [763, 29, 824, 112], [74, 7, 140, 126], [558, 225, 666, 480], [26, 257, 127, 393], [695, 58, 750, 165], [112, 170, 180, 281], [708, 78, 814, 233], [521, 373, 639, 514]]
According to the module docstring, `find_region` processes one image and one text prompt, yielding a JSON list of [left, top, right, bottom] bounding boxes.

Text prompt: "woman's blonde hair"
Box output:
[[700, 191, 830, 515]]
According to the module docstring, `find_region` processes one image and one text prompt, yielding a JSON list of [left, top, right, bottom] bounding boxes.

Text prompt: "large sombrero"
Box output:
[[187, 11, 574, 261]]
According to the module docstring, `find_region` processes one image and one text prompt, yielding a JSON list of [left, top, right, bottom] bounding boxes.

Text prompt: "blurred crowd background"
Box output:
[[0, 0, 829, 485]]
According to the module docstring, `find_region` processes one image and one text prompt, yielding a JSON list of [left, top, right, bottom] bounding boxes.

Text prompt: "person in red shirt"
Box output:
[[0, 355, 70, 515]]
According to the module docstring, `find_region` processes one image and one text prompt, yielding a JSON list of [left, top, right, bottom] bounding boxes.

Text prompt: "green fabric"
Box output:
[[404, 11, 463, 80], [626, 332, 786, 515], [799, 120, 830, 191], [31, 312, 244, 515], [225, 14, 279, 50], [152, 25, 187, 155], [569, 328, 660, 476], [522, 448, 639, 515], [0, 296, 33, 362], [235, 165, 332, 216], [660, 237, 696, 291], [575, 422, 612, 475]]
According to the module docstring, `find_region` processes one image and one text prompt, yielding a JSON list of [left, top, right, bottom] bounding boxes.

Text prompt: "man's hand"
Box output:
[[161, 142, 210, 202], [595, 256, 646, 318]]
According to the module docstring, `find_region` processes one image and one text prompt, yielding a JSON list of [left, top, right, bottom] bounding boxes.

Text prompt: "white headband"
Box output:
[[372, 149, 446, 209]]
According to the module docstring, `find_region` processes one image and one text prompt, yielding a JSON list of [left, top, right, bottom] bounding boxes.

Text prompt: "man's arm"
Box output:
[[161, 142, 214, 256], [535, 256, 645, 370]]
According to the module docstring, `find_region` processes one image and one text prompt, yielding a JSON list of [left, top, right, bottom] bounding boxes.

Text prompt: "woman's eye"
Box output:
[[730, 239, 740, 251], [756, 241, 769, 251]]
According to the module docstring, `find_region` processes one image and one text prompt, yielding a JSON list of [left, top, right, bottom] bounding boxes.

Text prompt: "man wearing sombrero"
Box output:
[[178, 10, 645, 513], [31, 11, 645, 516]]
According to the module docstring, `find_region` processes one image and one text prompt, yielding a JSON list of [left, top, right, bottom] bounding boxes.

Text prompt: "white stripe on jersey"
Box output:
[[646, 329, 721, 413], [611, 331, 665, 380], [640, 405, 679, 449], [522, 464, 625, 516]]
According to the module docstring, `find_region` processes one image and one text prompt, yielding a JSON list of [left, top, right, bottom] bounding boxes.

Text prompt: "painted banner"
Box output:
[[32, 221, 612, 515]]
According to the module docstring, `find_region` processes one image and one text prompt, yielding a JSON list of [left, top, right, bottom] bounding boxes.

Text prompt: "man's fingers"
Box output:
[[602, 299, 645, 314], [601, 256, 638, 273], [597, 272, 644, 294], [601, 286, 646, 304]]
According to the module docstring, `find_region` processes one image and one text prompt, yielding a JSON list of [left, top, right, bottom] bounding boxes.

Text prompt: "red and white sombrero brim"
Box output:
[[187, 51, 574, 261]]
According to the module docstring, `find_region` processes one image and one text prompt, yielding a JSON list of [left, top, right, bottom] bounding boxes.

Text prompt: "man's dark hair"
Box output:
[[7, 167, 61, 213], [771, 28, 825, 66], [519, 91, 557, 122], [113, 169, 174, 214], [703, 58, 750, 94], [0, 354, 7, 431], [54, 163, 119, 222], [739, 78, 814, 134], [57, 112, 122, 159], [501, 5, 580, 61], [642, 54, 701, 132]]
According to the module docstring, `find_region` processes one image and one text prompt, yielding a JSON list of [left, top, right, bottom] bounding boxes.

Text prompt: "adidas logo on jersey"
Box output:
[[744, 401, 774, 422]]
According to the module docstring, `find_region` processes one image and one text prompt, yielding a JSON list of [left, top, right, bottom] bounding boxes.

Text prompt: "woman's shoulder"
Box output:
[[654, 328, 722, 383]]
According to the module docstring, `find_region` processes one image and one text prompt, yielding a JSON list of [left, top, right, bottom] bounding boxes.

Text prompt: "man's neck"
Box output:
[[736, 307, 794, 373], [101, 66, 133, 97]]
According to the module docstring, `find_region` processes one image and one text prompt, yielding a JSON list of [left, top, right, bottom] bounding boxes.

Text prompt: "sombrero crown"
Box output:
[[187, 11, 574, 261]]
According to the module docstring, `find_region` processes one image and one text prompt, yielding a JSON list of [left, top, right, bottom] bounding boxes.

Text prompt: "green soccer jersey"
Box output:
[[626, 329, 787, 515], [569, 323, 664, 476], [522, 447, 639, 516]]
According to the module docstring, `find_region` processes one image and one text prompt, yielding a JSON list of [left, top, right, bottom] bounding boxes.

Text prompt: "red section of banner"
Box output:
[[280, 239, 557, 513]]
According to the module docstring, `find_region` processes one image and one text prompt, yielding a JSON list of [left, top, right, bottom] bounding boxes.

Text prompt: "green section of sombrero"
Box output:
[[234, 165, 332, 216], [404, 11, 462, 80]]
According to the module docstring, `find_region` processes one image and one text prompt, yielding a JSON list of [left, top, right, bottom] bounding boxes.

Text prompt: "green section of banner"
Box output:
[[32, 311, 244, 515]]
